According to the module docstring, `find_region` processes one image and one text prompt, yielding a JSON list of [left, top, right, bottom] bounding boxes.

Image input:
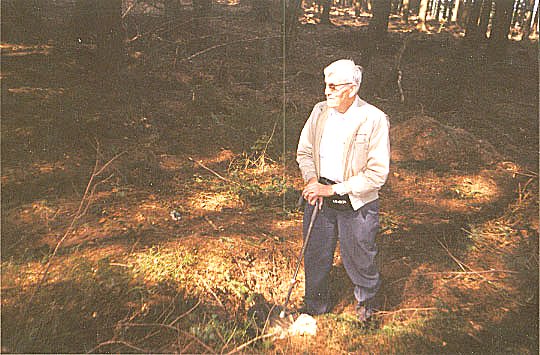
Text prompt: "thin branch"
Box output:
[[394, 35, 412, 104], [225, 331, 277, 355], [435, 237, 504, 291], [81, 173, 115, 216], [376, 307, 439, 315], [204, 215, 220, 231], [419, 269, 519, 276], [116, 321, 215, 353], [121, 322, 179, 332], [26, 148, 126, 307], [180, 339, 195, 354], [395, 64, 405, 103], [180, 36, 282, 62], [94, 151, 127, 177], [87, 340, 148, 353], [519, 176, 536, 203], [168, 299, 202, 327], [254, 119, 279, 169], [188, 157, 240, 185], [388, 268, 519, 287], [436, 238, 468, 272], [178, 329, 216, 354], [200, 278, 226, 310], [122, 0, 139, 19]]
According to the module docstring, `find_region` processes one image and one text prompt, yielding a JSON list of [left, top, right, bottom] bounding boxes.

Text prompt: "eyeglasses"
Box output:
[[325, 82, 353, 91]]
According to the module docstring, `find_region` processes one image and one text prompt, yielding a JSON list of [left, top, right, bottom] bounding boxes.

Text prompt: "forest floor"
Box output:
[[1, 2, 539, 354]]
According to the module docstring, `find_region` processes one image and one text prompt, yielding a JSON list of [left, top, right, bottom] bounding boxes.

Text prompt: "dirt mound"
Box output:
[[390, 116, 502, 170]]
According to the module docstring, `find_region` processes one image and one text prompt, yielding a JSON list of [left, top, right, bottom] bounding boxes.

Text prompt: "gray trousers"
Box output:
[[303, 199, 380, 315]]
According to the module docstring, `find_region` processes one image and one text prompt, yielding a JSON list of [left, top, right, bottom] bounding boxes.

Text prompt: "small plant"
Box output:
[[448, 178, 490, 200], [380, 212, 401, 235], [235, 176, 298, 210], [131, 246, 198, 284]]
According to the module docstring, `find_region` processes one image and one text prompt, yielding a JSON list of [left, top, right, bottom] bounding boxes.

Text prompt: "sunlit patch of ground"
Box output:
[[187, 190, 242, 211], [388, 167, 513, 219], [0, 43, 53, 56]]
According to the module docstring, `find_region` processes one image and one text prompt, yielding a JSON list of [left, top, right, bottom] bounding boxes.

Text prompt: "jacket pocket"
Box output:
[[352, 139, 369, 171]]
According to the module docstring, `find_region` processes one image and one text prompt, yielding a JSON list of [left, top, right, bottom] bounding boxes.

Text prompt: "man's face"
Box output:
[[324, 73, 355, 113]]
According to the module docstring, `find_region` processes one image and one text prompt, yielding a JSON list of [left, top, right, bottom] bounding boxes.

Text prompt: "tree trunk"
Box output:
[[435, 0, 443, 20], [417, 0, 429, 31], [459, 0, 470, 25], [193, 0, 212, 15], [531, 6, 539, 37], [391, 0, 401, 14], [521, 0, 536, 39], [451, 0, 461, 22], [360, 0, 372, 13], [397, 0, 404, 15], [320, 0, 332, 24], [354, 1, 362, 16], [478, 0, 493, 39], [511, 0, 520, 26], [428, 0, 436, 18], [488, 0, 514, 57], [444, 0, 453, 20], [96, 0, 123, 71], [465, 0, 483, 40], [251, 0, 271, 21], [402, 0, 410, 23], [368, 0, 391, 40]]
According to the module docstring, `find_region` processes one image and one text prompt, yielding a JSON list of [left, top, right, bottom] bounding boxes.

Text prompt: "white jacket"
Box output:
[[296, 98, 390, 210]]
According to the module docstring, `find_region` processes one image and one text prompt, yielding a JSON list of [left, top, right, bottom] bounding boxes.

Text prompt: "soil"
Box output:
[[1, 2, 538, 354]]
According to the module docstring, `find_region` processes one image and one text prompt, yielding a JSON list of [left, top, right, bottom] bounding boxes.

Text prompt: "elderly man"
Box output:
[[296, 59, 390, 322]]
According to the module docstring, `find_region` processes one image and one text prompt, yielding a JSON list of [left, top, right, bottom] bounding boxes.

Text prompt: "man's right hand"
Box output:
[[302, 178, 332, 208]]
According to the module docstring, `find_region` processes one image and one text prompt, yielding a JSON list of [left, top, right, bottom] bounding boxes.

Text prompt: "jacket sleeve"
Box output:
[[335, 113, 390, 196], [296, 104, 321, 182]]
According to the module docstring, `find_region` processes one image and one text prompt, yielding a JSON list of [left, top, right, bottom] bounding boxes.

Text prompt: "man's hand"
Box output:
[[302, 178, 334, 207]]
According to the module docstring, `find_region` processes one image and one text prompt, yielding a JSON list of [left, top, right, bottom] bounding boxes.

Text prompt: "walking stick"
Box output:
[[279, 199, 320, 318]]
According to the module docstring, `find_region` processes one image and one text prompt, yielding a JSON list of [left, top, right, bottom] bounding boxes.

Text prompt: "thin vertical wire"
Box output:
[[282, 0, 287, 211]]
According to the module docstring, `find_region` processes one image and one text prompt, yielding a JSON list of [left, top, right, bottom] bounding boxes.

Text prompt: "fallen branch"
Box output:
[[436, 238, 468, 272], [435, 237, 504, 292], [188, 156, 240, 186], [115, 321, 215, 354], [178, 328, 216, 354], [87, 340, 148, 353], [168, 299, 202, 327], [121, 0, 139, 19], [225, 331, 277, 355], [204, 215, 220, 231], [377, 307, 438, 315], [518, 176, 536, 203], [419, 269, 519, 276], [200, 278, 226, 310], [180, 36, 282, 62], [388, 268, 518, 287], [180, 339, 195, 354], [121, 322, 179, 332]]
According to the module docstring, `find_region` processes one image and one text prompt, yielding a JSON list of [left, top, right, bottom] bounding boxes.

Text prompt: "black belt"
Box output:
[[319, 177, 353, 211]]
